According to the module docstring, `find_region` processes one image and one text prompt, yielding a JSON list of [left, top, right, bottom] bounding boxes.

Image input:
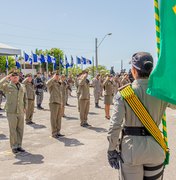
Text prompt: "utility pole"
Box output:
[[95, 38, 98, 73]]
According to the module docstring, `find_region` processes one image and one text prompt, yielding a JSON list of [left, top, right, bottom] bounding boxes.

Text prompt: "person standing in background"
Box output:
[[22, 73, 35, 125], [92, 73, 101, 108], [34, 72, 45, 110], [79, 71, 91, 127], [46, 72, 64, 138], [103, 74, 113, 119]]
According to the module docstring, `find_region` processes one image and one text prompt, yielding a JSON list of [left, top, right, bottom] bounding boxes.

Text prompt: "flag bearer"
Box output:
[[107, 52, 176, 180]]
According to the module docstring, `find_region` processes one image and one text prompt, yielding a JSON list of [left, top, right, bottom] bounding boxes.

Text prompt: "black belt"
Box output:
[[122, 127, 151, 136]]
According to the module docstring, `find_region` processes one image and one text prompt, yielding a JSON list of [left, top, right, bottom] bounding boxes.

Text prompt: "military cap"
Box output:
[[26, 73, 32, 77], [11, 72, 19, 76], [131, 52, 153, 73]]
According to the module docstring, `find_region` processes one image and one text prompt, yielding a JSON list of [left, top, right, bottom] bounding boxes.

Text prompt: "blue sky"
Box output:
[[0, 0, 156, 72]]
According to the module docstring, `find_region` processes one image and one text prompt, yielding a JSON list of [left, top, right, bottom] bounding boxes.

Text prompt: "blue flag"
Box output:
[[70, 55, 74, 68], [51, 56, 56, 64], [40, 54, 46, 63], [29, 56, 33, 65], [24, 52, 29, 62], [65, 55, 70, 68], [15, 55, 21, 69], [5, 57, 8, 68], [86, 59, 92, 64], [47, 55, 52, 64], [81, 57, 87, 64], [32, 52, 38, 63], [76, 56, 82, 64]]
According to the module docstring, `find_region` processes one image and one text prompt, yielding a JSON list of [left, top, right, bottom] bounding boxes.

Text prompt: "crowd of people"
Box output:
[[0, 69, 132, 154], [0, 51, 174, 180]]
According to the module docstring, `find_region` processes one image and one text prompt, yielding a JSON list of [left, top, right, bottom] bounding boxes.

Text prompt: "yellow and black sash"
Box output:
[[119, 85, 169, 164]]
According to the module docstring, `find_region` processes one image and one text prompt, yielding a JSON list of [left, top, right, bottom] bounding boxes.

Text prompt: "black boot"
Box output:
[[95, 103, 101, 108]]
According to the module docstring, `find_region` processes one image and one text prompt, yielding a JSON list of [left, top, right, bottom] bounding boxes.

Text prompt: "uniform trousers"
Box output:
[[49, 103, 62, 136], [79, 99, 90, 125], [94, 90, 100, 104], [7, 113, 24, 149], [25, 99, 34, 122], [36, 92, 43, 106]]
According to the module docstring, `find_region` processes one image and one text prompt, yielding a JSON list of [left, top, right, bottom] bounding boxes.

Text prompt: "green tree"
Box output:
[[0, 56, 16, 73], [35, 48, 64, 73], [62, 65, 82, 77], [85, 65, 109, 78]]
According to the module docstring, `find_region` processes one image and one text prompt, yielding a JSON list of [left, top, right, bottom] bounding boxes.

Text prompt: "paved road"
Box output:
[[0, 88, 175, 180]]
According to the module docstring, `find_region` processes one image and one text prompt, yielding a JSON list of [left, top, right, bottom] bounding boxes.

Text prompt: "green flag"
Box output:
[[147, 0, 176, 104]]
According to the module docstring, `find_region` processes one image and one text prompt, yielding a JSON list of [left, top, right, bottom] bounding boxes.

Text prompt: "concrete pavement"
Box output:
[[0, 88, 176, 180]]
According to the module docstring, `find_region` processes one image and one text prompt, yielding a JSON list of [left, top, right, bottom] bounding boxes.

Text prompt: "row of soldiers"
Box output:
[[0, 70, 131, 154], [0, 71, 74, 153], [75, 71, 132, 121]]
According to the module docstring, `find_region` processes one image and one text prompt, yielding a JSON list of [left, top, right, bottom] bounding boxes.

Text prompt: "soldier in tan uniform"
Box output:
[[22, 73, 35, 125], [112, 75, 121, 96], [92, 73, 101, 108], [99, 75, 104, 97], [75, 73, 82, 112], [103, 74, 113, 119], [79, 71, 91, 127], [46, 72, 64, 138], [120, 73, 131, 86], [0, 72, 27, 154], [107, 52, 176, 180], [60, 75, 67, 117]]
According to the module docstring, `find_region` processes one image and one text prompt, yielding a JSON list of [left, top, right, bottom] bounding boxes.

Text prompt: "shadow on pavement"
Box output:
[[87, 126, 108, 133], [28, 123, 47, 129], [14, 152, 44, 165], [65, 116, 79, 121], [42, 109, 50, 112], [58, 137, 84, 147], [0, 134, 8, 140], [0, 114, 6, 118], [66, 104, 77, 108], [88, 112, 99, 115]]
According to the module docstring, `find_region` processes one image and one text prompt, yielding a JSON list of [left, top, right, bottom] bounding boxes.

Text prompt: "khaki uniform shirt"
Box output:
[[0, 77, 27, 114], [60, 81, 67, 105], [120, 77, 131, 86], [46, 78, 61, 104], [107, 79, 176, 165], [22, 78, 35, 100], [92, 78, 101, 93], [103, 79, 113, 96], [79, 76, 90, 100]]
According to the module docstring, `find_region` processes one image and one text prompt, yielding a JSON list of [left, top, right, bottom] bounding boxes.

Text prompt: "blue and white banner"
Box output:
[[76, 56, 82, 64], [65, 55, 70, 68], [15, 55, 21, 69], [70, 55, 74, 68], [24, 52, 29, 62]]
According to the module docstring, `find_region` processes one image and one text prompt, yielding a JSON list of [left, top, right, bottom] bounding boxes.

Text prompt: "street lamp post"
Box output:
[[95, 33, 112, 73]]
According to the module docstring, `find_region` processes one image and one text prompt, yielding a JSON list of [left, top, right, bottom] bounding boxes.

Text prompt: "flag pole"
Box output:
[[46, 61, 49, 80], [154, 0, 169, 165], [92, 56, 95, 77], [76, 57, 78, 75], [40, 62, 42, 73], [23, 51, 26, 75], [53, 63, 54, 72], [6, 56, 8, 75]]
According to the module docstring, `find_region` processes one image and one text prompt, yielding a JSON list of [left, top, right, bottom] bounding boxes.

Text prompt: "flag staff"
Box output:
[[6, 56, 8, 75], [154, 0, 169, 165]]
